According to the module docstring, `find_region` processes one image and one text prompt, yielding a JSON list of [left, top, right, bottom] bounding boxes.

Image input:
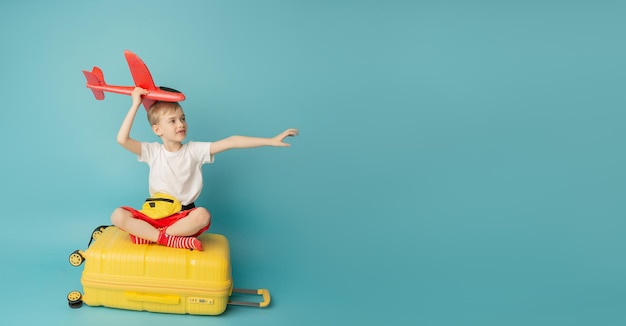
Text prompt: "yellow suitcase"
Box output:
[[67, 226, 270, 315]]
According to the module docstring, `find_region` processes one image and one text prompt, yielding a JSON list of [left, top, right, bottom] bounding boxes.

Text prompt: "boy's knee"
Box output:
[[191, 207, 211, 227], [110, 207, 130, 227]]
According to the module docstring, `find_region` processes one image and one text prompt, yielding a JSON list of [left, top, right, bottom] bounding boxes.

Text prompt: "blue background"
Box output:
[[1, 0, 625, 325]]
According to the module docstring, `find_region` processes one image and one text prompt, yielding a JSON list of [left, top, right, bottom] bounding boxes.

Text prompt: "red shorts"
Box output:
[[121, 207, 210, 237]]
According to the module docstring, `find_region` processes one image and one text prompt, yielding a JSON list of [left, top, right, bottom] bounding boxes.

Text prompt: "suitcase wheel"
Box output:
[[91, 225, 109, 242], [67, 291, 83, 309], [68, 250, 84, 267], [87, 225, 110, 247]]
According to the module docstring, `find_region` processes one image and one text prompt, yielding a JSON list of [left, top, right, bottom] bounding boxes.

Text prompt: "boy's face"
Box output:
[[152, 107, 187, 142]]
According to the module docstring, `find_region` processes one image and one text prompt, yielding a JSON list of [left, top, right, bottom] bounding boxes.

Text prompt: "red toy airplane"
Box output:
[[83, 50, 185, 110]]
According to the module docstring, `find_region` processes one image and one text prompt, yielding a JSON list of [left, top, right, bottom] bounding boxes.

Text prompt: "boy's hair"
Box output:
[[147, 101, 183, 125]]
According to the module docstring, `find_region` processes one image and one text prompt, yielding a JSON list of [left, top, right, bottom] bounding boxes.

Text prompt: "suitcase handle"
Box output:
[[228, 288, 271, 308], [124, 291, 180, 305]]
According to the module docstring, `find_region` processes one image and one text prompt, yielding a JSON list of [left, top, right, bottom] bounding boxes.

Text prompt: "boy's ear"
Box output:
[[152, 124, 162, 137]]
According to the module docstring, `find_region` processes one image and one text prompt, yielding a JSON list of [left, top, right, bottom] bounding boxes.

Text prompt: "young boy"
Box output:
[[110, 87, 298, 250]]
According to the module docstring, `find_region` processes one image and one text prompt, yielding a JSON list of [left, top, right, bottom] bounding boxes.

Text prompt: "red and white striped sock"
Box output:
[[157, 229, 202, 251], [129, 234, 153, 245]]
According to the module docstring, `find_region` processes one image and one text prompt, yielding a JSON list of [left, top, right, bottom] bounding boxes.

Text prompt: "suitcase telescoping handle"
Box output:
[[228, 288, 271, 308]]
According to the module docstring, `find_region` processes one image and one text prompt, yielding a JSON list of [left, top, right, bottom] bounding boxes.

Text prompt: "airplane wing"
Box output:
[[124, 50, 157, 90]]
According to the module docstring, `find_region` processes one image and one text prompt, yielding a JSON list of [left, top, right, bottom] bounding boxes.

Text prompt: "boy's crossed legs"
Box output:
[[111, 207, 211, 251]]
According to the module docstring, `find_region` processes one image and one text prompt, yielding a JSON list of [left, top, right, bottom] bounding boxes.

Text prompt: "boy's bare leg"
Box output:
[[110, 207, 204, 250], [165, 207, 211, 236], [110, 207, 159, 241]]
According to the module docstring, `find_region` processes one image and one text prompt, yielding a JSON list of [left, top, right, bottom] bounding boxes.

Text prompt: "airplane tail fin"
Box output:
[[82, 67, 106, 100]]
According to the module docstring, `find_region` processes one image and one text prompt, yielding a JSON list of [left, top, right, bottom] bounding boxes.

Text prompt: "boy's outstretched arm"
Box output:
[[116, 87, 148, 155], [210, 128, 299, 155]]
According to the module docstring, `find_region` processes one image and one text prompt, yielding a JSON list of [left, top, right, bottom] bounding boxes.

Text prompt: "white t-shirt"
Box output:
[[139, 141, 214, 205]]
